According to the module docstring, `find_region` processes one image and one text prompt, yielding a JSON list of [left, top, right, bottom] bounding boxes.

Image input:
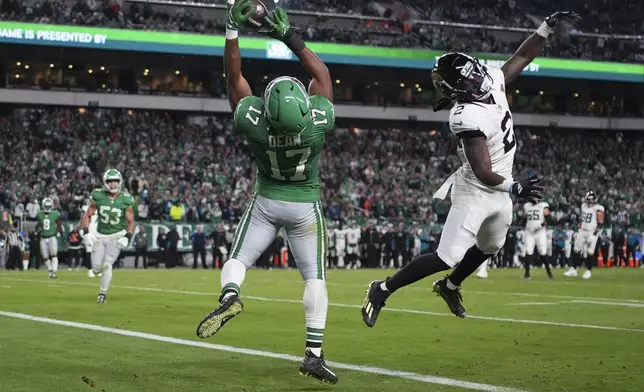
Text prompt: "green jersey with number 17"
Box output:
[[91, 189, 135, 235], [234, 95, 335, 202]]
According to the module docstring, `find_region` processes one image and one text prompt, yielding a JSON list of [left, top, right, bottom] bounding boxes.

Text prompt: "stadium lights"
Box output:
[[175, 70, 180, 75], [515, 89, 520, 94], [24, 65, 29, 70], [400, 83, 405, 87], [49, 64, 54, 68], [417, 88, 422, 92], [88, 69, 93, 74], [574, 92, 579, 98], [16, 61, 21, 66], [100, 66, 105, 71], [335, 79, 340, 84], [415, 84, 419, 88], [374, 82, 378, 86], [263, 75, 268, 80], [68, 65, 73, 69], [539, 90, 544, 95], [101, 84, 106, 89], [14, 74, 19, 79]]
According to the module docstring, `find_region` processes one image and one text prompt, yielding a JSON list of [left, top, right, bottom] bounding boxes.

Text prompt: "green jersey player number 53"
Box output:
[[81, 168, 136, 304]]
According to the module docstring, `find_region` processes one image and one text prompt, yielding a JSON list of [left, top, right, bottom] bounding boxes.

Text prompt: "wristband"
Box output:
[[283, 30, 306, 52], [490, 178, 514, 193], [125, 232, 133, 241], [81, 227, 89, 235], [536, 21, 554, 38], [226, 29, 238, 40]]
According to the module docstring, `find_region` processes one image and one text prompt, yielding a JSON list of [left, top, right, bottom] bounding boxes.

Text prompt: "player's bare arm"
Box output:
[[81, 199, 97, 232], [501, 11, 580, 84], [56, 217, 64, 235], [462, 136, 506, 187], [224, 0, 255, 110], [125, 206, 135, 236], [264, 8, 333, 102], [544, 207, 554, 225], [596, 210, 605, 226], [462, 137, 544, 203]]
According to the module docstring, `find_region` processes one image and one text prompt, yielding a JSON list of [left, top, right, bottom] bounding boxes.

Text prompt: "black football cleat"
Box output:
[[299, 350, 338, 384], [361, 280, 391, 327], [96, 293, 107, 304], [196, 296, 243, 339], [433, 278, 466, 318]]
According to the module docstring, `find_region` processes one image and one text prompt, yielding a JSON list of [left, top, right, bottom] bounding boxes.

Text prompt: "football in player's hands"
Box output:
[[545, 11, 581, 28], [510, 173, 544, 204], [242, 0, 270, 30]]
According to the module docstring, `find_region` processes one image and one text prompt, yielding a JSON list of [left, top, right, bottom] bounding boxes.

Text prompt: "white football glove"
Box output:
[[117, 235, 131, 249]]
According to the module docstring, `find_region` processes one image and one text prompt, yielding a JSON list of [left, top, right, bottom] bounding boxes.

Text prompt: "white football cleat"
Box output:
[[563, 267, 578, 277], [582, 270, 592, 280], [476, 271, 488, 279], [88, 270, 95, 278]]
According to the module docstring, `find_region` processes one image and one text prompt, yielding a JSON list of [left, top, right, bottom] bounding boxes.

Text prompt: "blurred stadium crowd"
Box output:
[[1, 108, 643, 230], [0, 0, 642, 62]]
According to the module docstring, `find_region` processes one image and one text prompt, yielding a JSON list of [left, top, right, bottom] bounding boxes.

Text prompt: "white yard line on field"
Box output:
[[0, 310, 527, 392], [504, 302, 559, 306], [2, 277, 643, 333], [568, 300, 644, 308]]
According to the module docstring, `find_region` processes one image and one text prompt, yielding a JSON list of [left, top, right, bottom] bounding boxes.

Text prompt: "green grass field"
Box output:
[[0, 267, 643, 392]]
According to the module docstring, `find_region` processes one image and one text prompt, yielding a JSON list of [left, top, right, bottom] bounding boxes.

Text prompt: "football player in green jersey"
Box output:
[[81, 169, 136, 304], [196, 2, 337, 384], [37, 197, 64, 278]]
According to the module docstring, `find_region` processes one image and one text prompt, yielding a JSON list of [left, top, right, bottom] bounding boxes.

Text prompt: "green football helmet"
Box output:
[[264, 76, 311, 135], [103, 168, 123, 194]]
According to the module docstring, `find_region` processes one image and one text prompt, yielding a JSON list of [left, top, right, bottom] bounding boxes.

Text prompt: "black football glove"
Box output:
[[545, 11, 581, 28], [510, 173, 544, 204]]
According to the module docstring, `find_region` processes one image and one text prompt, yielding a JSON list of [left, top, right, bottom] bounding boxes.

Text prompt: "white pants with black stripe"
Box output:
[[229, 194, 327, 281]]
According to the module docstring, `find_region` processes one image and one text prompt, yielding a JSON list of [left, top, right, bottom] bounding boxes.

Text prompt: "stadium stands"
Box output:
[[0, 108, 641, 228], [0, 0, 642, 62]]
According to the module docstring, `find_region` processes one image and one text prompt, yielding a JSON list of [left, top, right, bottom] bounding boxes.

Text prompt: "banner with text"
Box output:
[[0, 22, 642, 82]]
